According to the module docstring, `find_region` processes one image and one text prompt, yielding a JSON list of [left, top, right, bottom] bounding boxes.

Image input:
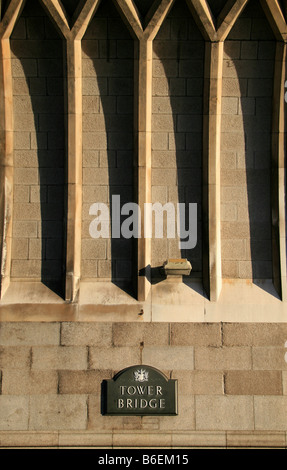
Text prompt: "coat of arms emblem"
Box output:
[[133, 368, 149, 382]]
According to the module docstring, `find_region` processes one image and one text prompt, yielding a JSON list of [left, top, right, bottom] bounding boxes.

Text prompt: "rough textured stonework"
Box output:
[[82, 0, 134, 284], [0, 322, 287, 447], [10, 1, 65, 292], [152, 0, 203, 276], [1, 0, 287, 450], [221, 1, 274, 280]]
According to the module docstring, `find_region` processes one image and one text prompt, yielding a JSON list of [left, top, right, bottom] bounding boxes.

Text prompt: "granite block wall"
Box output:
[[221, 0, 274, 280], [10, 0, 65, 291], [151, 0, 203, 277], [81, 0, 134, 285], [0, 322, 286, 447]]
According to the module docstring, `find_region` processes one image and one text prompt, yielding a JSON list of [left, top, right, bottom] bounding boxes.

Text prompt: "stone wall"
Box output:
[[151, 0, 203, 276], [81, 0, 134, 285], [10, 0, 65, 292], [1, 0, 287, 450], [0, 321, 287, 447], [221, 0, 274, 280]]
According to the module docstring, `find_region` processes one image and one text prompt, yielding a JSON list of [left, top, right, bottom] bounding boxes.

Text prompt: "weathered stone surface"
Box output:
[[196, 396, 254, 430]]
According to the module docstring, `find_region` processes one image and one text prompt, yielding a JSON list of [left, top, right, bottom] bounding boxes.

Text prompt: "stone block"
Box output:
[[13, 221, 38, 238], [221, 132, 246, 151], [108, 77, 133, 96], [0, 323, 60, 346], [14, 150, 38, 168], [221, 186, 248, 205], [152, 151, 176, 169], [14, 186, 30, 203], [13, 203, 40, 221], [258, 41, 276, 60], [222, 260, 238, 278], [47, 77, 64, 96], [29, 395, 87, 431], [112, 323, 169, 347], [151, 168, 176, 185], [225, 371, 283, 395], [142, 346, 194, 370], [223, 324, 287, 346], [82, 96, 100, 113], [38, 59, 63, 78], [81, 260, 98, 278], [10, 17, 26, 39], [107, 132, 133, 151], [14, 168, 39, 185], [12, 58, 37, 78], [152, 115, 175, 132], [224, 41, 241, 59], [14, 132, 31, 150], [12, 238, 29, 260], [81, 239, 106, 260], [14, 113, 38, 132], [241, 41, 258, 59], [61, 323, 112, 347], [222, 78, 247, 97], [97, 260, 112, 278], [28, 239, 43, 260], [194, 347, 252, 370], [151, 239, 168, 265], [238, 97, 256, 115], [179, 60, 203, 78], [89, 347, 140, 371], [159, 394, 195, 431], [0, 347, 31, 369], [171, 323, 221, 347], [29, 77, 47, 95], [254, 397, 287, 430], [82, 77, 107, 96], [152, 77, 169, 96], [252, 347, 287, 371], [221, 97, 238, 115], [83, 167, 109, 185], [151, 133, 169, 151], [26, 17, 45, 39], [153, 59, 178, 78], [221, 204, 237, 222], [172, 370, 223, 395], [58, 370, 112, 394], [221, 239, 247, 260], [152, 186, 168, 204], [186, 78, 203, 97], [221, 221, 250, 239], [31, 346, 88, 370], [238, 261, 252, 279], [83, 150, 100, 168], [226, 432, 286, 448], [0, 396, 29, 431], [0, 431, 59, 447], [247, 79, 273, 97], [30, 132, 47, 150], [195, 396, 254, 430], [1, 370, 58, 395]]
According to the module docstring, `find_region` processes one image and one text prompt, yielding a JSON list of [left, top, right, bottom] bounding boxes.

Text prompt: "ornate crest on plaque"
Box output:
[[133, 369, 149, 382]]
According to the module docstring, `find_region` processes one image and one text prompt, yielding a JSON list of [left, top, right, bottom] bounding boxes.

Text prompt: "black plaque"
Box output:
[[103, 365, 178, 416]]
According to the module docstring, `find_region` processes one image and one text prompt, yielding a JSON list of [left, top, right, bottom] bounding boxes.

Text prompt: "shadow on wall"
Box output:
[[82, 0, 136, 298], [151, 0, 204, 287], [222, 0, 275, 295], [10, 0, 66, 298]]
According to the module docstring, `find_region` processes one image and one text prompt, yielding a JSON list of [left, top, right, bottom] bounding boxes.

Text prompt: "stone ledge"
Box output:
[[0, 431, 286, 448]]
